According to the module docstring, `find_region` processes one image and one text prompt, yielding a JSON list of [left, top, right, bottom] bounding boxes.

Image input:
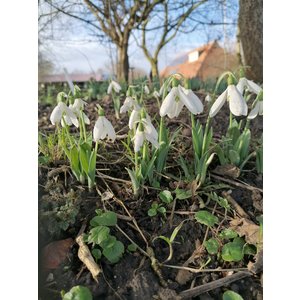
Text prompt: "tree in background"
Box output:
[[237, 0, 263, 82], [44, 0, 164, 81]]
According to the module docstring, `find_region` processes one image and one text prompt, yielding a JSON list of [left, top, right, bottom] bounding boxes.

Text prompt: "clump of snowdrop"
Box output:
[[107, 80, 121, 94], [93, 106, 116, 142], [209, 74, 248, 117], [50, 92, 79, 127], [160, 77, 203, 118], [71, 98, 90, 125]]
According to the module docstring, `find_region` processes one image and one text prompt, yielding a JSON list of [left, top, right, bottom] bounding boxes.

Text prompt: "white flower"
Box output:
[[71, 99, 90, 125], [129, 107, 141, 130], [153, 90, 160, 99], [247, 100, 263, 119], [237, 77, 262, 95], [72, 98, 87, 111], [50, 102, 79, 127], [107, 80, 121, 94], [93, 116, 116, 142], [144, 85, 150, 94], [209, 85, 248, 117], [120, 96, 139, 114], [141, 115, 158, 141], [160, 85, 203, 118], [205, 94, 212, 102], [132, 127, 159, 152]]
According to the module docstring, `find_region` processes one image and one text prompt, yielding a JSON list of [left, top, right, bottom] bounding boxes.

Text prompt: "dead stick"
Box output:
[[211, 174, 263, 193], [179, 271, 252, 299], [76, 235, 101, 283], [222, 191, 250, 219]]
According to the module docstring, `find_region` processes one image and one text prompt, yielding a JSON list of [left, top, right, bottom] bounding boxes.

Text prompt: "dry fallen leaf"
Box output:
[[252, 190, 263, 212], [247, 249, 263, 274], [213, 164, 241, 178], [230, 218, 262, 246], [42, 238, 74, 270]]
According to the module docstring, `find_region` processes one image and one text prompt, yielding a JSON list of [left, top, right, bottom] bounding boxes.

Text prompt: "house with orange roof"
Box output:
[[160, 41, 239, 81]]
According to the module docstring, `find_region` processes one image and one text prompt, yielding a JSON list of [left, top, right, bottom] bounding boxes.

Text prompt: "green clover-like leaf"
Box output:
[[195, 210, 219, 227], [87, 226, 110, 246], [223, 290, 244, 300], [103, 240, 125, 264], [90, 211, 117, 227], [204, 238, 219, 255], [159, 190, 173, 204]]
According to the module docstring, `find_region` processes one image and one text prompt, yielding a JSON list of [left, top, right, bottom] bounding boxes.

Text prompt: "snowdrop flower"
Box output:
[[144, 85, 150, 94], [128, 106, 142, 130], [132, 126, 159, 152], [50, 101, 79, 127], [120, 96, 139, 114], [107, 80, 121, 94], [209, 82, 248, 118], [205, 94, 212, 102], [71, 98, 90, 125], [248, 91, 263, 120], [160, 85, 203, 118], [237, 77, 262, 95], [93, 108, 116, 142], [153, 90, 160, 99]]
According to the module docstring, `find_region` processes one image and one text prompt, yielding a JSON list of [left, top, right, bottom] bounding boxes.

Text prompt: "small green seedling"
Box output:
[[61, 285, 92, 300], [148, 202, 166, 217], [223, 290, 244, 300], [87, 210, 124, 264]]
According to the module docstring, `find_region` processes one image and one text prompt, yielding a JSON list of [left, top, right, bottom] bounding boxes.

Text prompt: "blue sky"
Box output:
[[39, 1, 238, 75]]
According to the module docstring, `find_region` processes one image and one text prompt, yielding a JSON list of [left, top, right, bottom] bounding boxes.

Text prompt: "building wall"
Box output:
[[198, 47, 239, 81]]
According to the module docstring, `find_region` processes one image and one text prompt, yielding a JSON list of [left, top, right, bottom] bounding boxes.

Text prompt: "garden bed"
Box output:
[[38, 92, 263, 300]]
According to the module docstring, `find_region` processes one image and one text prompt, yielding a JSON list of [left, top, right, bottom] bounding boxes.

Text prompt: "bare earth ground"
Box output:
[[38, 93, 263, 300]]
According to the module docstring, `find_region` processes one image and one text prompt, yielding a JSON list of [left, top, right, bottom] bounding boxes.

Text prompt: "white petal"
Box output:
[[73, 98, 86, 110], [133, 130, 144, 152], [160, 87, 177, 117], [143, 117, 158, 140], [93, 117, 105, 141], [246, 79, 262, 94], [83, 112, 90, 125], [236, 78, 248, 94], [247, 102, 260, 119], [66, 107, 79, 127], [173, 100, 184, 118], [145, 132, 159, 148], [107, 83, 113, 94], [129, 109, 140, 130], [120, 96, 134, 114], [50, 105, 63, 125], [178, 86, 203, 114], [228, 85, 248, 116], [153, 90, 160, 98], [112, 81, 121, 93], [209, 89, 227, 117], [205, 94, 212, 102], [144, 85, 150, 94], [103, 117, 116, 141]]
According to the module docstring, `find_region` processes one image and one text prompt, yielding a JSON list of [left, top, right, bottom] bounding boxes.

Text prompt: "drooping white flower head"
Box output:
[[107, 80, 122, 94], [128, 105, 142, 130], [72, 98, 87, 111], [247, 101, 263, 120], [93, 107, 116, 142], [236, 77, 262, 95], [153, 90, 160, 99], [205, 94, 212, 102], [160, 85, 203, 118], [120, 96, 139, 114], [132, 125, 159, 152], [144, 85, 150, 95], [50, 101, 79, 127], [209, 75, 248, 118], [70, 98, 90, 125]]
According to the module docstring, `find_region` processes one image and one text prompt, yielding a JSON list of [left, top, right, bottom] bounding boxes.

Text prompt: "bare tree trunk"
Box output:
[[117, 44, 129, 82], [238, 0, 263, 82], [150, 59, 159, 79]]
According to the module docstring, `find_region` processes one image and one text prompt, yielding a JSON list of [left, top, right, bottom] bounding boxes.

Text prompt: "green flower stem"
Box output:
[[80, 110, 87, 142], [159, 117, 165, 144], [135, 150, 139, 173], [62, 117, 74, 147], [202, 115, 211, 156], [244, 119, 250, 131]]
